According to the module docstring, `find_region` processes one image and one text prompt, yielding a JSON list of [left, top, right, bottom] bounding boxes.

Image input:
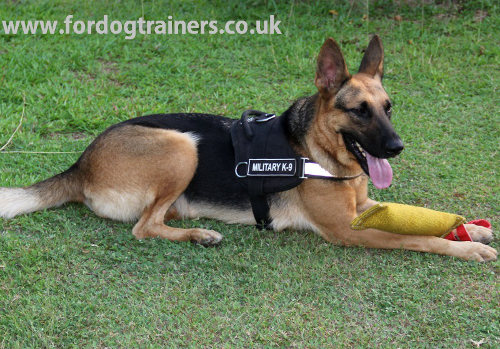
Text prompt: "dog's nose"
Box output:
[[384, 137, 404, 157]]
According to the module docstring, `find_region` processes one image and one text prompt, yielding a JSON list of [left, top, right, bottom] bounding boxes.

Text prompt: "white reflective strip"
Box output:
[[303, 162, 334, 177]]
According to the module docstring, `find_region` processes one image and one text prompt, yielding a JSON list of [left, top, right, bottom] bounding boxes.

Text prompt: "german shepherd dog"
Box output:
[[0, 36, 496, 262]]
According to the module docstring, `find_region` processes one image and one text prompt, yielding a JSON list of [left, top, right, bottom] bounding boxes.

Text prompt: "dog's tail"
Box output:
[[0, 165, 82, 219]]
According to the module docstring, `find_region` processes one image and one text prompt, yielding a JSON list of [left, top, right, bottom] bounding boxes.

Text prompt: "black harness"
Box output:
[[231, 110, 362, 229]]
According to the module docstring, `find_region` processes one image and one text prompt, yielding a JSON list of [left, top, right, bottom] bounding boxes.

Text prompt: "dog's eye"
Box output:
[[385, 102, 392, 118], [350, 102, 369, 119]]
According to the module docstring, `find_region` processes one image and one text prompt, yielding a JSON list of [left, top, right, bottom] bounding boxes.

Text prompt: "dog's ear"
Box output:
[[315, 38, 350, 97], [358, 35, 384, 79]]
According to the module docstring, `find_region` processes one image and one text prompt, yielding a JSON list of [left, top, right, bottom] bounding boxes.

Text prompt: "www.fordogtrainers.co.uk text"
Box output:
[[1, 15, 282, 39]]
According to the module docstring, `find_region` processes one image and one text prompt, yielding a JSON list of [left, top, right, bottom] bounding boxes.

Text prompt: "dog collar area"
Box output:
[[230, 109, 363, 230]]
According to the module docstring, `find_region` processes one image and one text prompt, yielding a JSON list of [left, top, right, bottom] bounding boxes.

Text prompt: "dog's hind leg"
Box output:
[[132, 196, 223, 246], [80, 125, 223, 245], [125, 130, 222, 246]]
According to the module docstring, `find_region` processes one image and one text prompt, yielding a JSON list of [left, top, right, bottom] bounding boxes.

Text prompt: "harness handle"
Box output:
[[240, 110, 275, 140]]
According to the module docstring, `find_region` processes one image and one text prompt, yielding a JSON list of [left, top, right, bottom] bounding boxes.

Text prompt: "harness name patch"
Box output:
[[247, 159, 296, 176]]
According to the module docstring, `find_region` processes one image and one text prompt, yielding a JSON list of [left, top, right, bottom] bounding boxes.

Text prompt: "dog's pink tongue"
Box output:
[[366, 153, 393, 189]]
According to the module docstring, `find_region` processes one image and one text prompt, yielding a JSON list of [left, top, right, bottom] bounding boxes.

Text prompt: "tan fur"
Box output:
[[303, 97, 361, 177], [172, 194, 256, 225], [77, 125, 222, 244]]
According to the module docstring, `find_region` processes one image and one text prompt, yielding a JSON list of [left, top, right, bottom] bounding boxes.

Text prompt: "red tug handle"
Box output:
[[443, 219, 491, 242]]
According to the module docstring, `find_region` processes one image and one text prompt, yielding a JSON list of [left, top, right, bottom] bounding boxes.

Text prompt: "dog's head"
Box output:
[[311, 35, 403, 189]]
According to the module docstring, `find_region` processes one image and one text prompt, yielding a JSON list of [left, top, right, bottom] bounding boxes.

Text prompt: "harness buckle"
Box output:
[[235, 162, 248, 178], [299, 157, 309, 179]]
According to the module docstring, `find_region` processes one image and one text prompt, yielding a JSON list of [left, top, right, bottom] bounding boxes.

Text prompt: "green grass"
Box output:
[[0, 0, 499, 347]]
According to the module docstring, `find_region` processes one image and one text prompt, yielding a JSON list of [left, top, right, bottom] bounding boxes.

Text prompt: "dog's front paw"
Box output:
[[192, 229, 223, 246], [456, 241, 497, 262], [466, 224, 494, 245]]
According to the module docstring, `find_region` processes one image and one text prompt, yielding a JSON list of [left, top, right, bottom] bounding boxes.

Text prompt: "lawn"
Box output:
[[0, 0, 498, 347]]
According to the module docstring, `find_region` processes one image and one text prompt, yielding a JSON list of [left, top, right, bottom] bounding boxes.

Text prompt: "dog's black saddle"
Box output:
[[231, 110, 335, 229]]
